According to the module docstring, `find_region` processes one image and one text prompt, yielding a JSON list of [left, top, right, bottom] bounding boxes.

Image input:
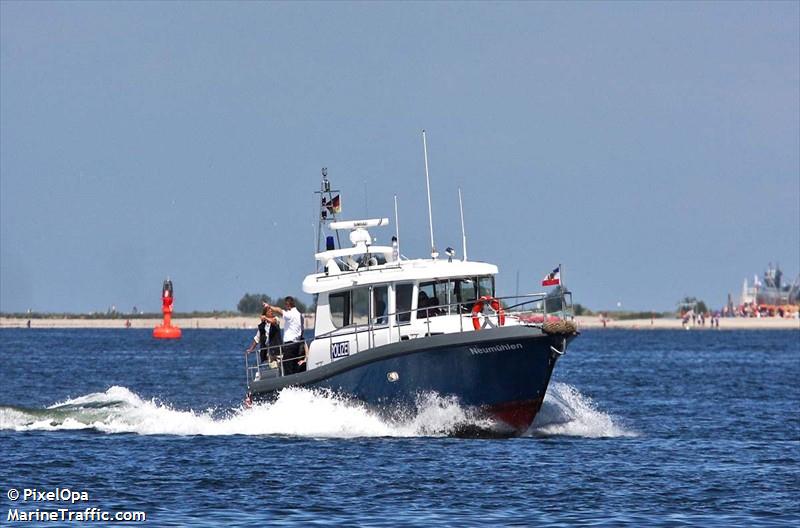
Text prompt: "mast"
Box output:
[[314, 169, 326, 259], [394, 194, 401, 260], [314, 167, 342, 271], [458, 187, 468, 261], [422, 130, 437, 259]]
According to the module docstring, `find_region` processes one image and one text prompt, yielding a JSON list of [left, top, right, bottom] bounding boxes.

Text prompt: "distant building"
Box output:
[[741, 264, 800, 306]]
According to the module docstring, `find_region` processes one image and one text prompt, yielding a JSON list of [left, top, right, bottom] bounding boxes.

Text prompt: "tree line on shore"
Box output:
[[1, 293, 312, 319], [236, 293, 311, 314]]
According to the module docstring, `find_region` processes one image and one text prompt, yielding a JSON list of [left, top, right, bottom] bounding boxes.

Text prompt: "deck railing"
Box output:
[[245, 288, 572, 385]]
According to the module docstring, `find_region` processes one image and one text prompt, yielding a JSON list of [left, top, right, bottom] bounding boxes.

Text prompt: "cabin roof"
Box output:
[[302, 258, 499, 294], [314, 245, 394, 261]]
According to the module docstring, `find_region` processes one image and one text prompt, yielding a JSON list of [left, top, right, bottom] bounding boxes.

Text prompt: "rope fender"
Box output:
[[542, 320, 578, 335]]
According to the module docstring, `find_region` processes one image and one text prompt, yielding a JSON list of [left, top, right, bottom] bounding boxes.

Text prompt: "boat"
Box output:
[[244, 148, 578, 436]]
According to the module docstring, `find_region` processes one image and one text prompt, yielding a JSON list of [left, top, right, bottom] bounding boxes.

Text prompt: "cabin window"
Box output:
[[352, 287, 370, 326], [396, 284, 413, 323], [418, 281, 448, 318], [478, 276, 495, 298], [328, 285, 390, 328], [331, 277, 494, 328], [372, 286, 388, 325], [451, 278, 478, 312], [428, 276, 496, 315], [329, 291, 350, 329], [330, 286, 390, 328], [418, 281, 435, 311]]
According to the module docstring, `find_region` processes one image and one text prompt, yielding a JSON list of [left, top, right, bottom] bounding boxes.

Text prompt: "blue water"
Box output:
[[1, 328, 798, 526]]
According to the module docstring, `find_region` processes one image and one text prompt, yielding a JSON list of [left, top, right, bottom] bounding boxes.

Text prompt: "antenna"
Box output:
[[394, 194, 401, 259], [458, 187, 468, 261], [422, 130, 437, 259]]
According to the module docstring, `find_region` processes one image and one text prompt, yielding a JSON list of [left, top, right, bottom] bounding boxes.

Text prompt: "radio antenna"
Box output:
[[422, 130, 438, 259], [458, 187, 468, 261], [393, 194, 401, 259]]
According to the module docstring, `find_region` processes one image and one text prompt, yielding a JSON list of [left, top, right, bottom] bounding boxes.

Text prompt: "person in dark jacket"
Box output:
[[246, 308, 282, 365], [265, 306, 282, 364]]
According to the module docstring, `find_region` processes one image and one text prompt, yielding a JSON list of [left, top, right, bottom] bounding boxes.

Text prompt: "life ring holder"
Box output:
[[471, 295, 506, 330]]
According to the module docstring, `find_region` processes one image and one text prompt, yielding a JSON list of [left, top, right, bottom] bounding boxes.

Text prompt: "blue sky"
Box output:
[[1, 1, 798, 313]]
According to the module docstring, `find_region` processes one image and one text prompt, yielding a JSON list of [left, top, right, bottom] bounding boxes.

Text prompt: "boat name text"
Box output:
[[469, 343, 523, 355]]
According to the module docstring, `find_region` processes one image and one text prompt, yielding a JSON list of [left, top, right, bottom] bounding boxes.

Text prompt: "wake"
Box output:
[[0, 383, 634, 438], [531, 382, 636, 438]]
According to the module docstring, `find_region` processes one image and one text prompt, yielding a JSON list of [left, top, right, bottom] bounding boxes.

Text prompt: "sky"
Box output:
[[1, 1, 798, 314]]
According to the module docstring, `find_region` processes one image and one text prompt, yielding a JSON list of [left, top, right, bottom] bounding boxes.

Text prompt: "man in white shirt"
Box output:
[[264, 296, 305, 375]]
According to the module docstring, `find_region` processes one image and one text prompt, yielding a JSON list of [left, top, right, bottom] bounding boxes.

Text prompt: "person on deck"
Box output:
[[265, 306, 282, 363], [264, 296, 305, 375], [246, 310, 271, 364]]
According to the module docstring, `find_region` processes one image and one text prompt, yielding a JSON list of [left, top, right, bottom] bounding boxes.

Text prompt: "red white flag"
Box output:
[[542, 266, 561, 287], [321, 194, 342, 214]]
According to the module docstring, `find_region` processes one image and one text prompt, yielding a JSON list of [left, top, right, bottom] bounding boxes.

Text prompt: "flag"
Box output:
[[542, 266, 561, 286], [321, 194, 342, 214]]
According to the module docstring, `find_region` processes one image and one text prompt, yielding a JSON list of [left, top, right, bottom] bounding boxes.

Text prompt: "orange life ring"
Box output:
[[472, 295, 506, 330]]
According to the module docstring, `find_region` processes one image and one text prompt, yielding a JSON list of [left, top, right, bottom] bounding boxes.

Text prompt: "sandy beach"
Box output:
[[575, 315, 799, 330], [2, 315, 797, 330]]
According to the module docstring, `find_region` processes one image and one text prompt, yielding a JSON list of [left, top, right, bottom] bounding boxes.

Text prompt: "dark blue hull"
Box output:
[[248, 325, 575, 434]]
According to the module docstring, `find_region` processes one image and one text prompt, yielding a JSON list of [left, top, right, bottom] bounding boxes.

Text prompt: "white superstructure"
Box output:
[[302, 217, 519, 371]]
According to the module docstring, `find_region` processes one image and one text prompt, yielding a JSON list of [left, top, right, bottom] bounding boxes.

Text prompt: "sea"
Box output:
[[1, 328, 798, 527]]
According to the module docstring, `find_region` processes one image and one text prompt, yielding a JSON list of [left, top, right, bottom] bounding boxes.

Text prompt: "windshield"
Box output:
[[417, 276, 495, 317]]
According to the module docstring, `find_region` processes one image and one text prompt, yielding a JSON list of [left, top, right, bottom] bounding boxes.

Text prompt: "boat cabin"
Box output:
[[300, 219, 517, 371]]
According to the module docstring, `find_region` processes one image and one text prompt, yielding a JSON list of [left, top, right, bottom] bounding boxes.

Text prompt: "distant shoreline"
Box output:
[[575, 315, 799, 330], [1, 315, 797, 330], [0, 316, 256, 329]]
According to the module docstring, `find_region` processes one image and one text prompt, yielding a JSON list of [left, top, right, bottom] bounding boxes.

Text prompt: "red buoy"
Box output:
[[153, 279, 182, 339]]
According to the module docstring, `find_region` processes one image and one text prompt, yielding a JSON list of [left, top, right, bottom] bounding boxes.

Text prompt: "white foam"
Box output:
[[1, 386, 467, 437], [530, 382, 636, 438], [1, 383, 633, 438]]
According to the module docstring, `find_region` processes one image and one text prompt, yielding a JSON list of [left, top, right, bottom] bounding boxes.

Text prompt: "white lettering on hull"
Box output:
[[468, 343, 523, 355]]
